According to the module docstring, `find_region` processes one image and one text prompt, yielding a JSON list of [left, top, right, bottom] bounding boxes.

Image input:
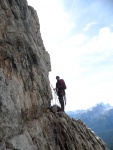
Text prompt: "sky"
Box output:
[[27, 0, 113, 111]]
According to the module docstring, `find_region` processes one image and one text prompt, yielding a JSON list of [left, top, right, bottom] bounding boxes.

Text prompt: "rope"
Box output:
[[50, 83, 59, 107]]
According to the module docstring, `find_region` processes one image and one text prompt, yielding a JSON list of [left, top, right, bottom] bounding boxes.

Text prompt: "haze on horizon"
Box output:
[[28, 0, 113, 111]]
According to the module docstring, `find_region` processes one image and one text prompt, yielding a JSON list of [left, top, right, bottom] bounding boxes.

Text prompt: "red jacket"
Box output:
[[56, 79, 66, 91]]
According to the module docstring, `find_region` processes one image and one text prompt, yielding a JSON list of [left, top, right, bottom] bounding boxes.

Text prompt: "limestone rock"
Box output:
[[0, 0, 109, 150], [0, 0, 52, 142]]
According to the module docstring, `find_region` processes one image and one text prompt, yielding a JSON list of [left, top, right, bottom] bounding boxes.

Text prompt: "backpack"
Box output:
[[59, 79, 67, 90]]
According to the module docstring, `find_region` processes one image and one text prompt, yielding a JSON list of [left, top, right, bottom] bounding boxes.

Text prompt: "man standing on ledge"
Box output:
[[55, 76, 67, 111]]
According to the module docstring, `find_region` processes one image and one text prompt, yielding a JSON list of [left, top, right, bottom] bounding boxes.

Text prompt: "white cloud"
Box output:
[[83, 21, 97, 31], [28, 0, 74, 50], [50, 24, 113, 111], [55, 26, 113, 110], [63, 34, 87, 46]]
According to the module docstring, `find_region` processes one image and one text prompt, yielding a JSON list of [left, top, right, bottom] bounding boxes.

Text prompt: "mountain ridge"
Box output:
[[67, 102, 113, 150]]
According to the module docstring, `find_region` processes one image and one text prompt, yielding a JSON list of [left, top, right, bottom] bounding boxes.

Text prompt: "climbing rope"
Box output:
[[50, 83, 59, 107]]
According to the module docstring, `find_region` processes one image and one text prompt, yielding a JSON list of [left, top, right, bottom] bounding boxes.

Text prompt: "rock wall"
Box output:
[[0, 0, 52, 142], [0, 0, 109, 150]]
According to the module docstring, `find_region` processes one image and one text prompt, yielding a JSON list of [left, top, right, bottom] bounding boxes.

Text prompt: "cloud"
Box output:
[[56, 26, 113, 110], [83, 22, 97, 31], [64, 34, 87, 46], [28, 0, 75, 50], [50, 25, 113, 86], [80, 26, 113, 55]]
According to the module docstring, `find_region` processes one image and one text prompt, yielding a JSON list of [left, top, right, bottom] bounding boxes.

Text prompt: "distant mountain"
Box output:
[[66, 103, 113, 150]]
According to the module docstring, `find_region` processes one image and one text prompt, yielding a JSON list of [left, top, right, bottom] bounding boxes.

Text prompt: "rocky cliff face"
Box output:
[[0, 0, 109, 150]]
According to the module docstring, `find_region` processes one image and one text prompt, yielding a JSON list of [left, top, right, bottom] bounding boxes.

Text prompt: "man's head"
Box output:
[[56, 76, 60, 80]]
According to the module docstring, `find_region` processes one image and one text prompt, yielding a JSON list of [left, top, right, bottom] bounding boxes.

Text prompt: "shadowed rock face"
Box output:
[[0, 0, 109, 150]]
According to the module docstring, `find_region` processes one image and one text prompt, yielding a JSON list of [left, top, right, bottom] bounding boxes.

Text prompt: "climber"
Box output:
[[55, 76, 66, 111]]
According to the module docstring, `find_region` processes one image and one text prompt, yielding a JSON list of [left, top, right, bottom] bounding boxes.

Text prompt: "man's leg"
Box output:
[[59, 95, 64, 111]]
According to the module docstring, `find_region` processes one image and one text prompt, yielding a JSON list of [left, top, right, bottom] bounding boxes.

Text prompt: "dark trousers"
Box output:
[[58, 94, 64, 111]]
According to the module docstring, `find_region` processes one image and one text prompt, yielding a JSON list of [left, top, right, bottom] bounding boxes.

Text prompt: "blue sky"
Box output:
[[27, 0, 113, 111]]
